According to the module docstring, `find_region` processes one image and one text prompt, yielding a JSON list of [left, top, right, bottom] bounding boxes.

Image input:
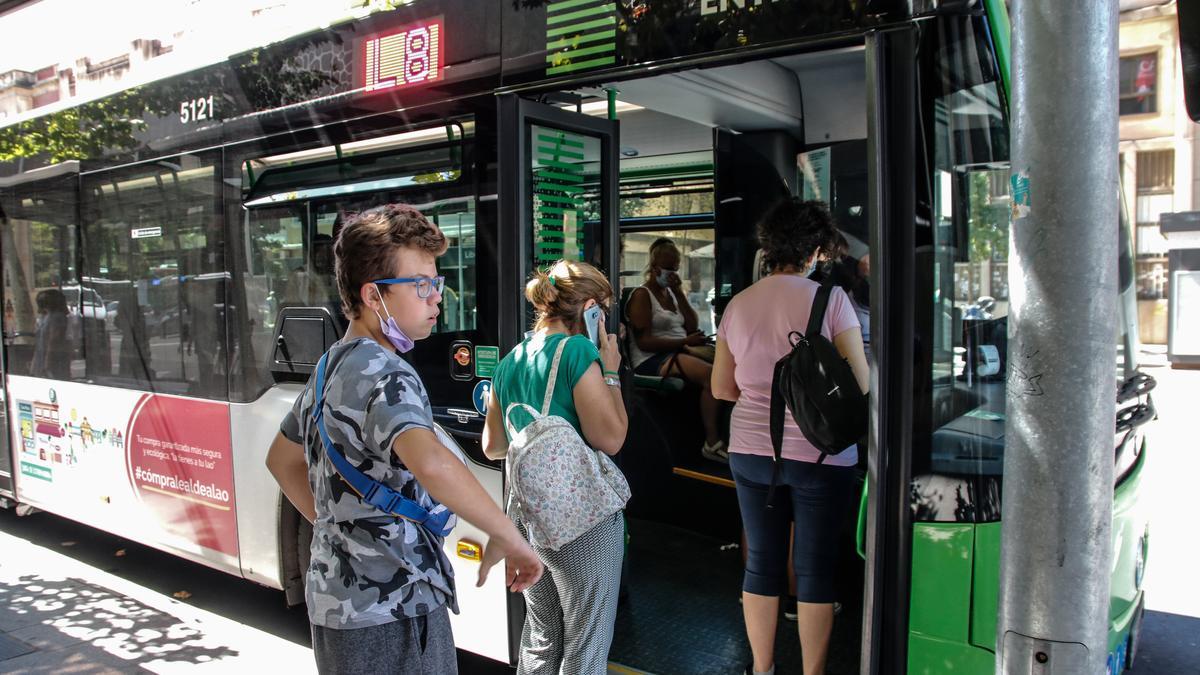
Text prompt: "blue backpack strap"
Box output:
[[313, 352, 454, 537]]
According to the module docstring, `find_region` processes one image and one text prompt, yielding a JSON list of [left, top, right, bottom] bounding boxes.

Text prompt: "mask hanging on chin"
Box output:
[[372, 286, 415, 353], [656, 270, 672, 288]]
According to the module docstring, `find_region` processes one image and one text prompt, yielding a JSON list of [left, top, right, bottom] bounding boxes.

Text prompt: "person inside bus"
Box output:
[[811, 233, 871, 362], [712, 198, 869, 675], [281, 232, 336, 312], [625, 238, 725, 462], [32, 288, 71, 379], [265, 203, 543, 675], [482, 260, 628, 675]]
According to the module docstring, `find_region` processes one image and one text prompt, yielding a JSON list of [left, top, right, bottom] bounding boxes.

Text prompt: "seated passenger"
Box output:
[[625, 238, 724, 462]]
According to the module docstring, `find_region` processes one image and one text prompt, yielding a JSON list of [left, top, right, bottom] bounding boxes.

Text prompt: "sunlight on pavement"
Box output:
[[0, 529, 314, 674]]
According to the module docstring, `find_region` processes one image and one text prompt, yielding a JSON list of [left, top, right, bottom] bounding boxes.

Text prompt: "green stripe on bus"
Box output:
[[537, 147, 585, 161], [546, 16, 615, 38], [537, 241, 567, 251], [536, 185, 586, 198], [536, 193, 584, 206], [546, 42, 617, 63], [537, 171, 588, 184], [547, 29, 615, 51], [536, 134, 585, 149], [547, 3, 612, 25], [537, 206, 583, 215], [537, 217, 567, 227], [536, 158, 586, 172], [535, 170, 585, 183], [546, 55, 616, 75], [547, 0, 605, 13]]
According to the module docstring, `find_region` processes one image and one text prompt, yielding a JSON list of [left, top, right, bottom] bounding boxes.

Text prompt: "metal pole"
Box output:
[[999, 2, 1119, 674]]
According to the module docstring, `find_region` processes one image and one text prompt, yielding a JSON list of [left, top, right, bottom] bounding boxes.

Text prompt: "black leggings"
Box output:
[[730, 453, 855, 603]]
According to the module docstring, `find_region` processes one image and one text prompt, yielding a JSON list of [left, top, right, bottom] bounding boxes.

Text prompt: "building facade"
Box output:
[[1119, 0, 1199, 343]]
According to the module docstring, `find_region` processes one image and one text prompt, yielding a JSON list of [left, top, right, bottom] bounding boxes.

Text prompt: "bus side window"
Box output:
[[79, 152, 228, 399], [0, 174, 82, 379], [619, 229, 717, 336]]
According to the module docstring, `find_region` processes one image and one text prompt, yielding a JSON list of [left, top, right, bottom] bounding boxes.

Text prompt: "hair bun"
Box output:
[[525, 271, 559, 309]]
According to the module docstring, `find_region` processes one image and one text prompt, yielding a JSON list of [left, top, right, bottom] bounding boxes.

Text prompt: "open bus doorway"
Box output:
[[525, 46, 874, 674]]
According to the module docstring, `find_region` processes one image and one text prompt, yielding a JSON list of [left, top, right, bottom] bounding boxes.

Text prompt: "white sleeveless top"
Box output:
[[628, 285, 688, 369]]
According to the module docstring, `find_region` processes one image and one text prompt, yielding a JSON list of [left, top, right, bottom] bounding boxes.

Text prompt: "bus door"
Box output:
[[495, 92, 617, 659], [497, 94, 620, 346]]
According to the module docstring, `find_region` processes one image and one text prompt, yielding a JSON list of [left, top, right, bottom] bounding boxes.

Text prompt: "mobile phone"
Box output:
[[584, 304, 604, 348]]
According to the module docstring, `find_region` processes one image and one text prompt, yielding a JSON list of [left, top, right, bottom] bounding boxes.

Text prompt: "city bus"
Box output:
[[0, 1, 1154, 672]]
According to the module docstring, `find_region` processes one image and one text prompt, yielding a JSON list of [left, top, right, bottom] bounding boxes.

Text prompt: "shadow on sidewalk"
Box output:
[[0, 573, 238, 672]]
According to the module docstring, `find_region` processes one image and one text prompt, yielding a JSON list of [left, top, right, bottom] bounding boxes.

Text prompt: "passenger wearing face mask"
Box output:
[[265, 204, 543, 675], [625, 238, 725, 462]]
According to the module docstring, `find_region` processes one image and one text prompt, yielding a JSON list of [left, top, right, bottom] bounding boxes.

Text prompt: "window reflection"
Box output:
[[0, 172, 81, 379], [911, 17, 1010, 523], [80, 154, 227, 399]]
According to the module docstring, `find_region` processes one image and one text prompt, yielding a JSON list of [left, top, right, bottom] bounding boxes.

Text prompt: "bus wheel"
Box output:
[[284, 510, 313, 606], [298, 517, 313, 580]]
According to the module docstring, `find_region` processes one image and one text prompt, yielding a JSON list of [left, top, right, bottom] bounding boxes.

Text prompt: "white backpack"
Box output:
[[504, 337, 630, 551]]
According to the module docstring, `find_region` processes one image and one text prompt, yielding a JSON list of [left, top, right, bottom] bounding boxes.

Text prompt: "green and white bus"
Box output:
[[0, 1, 1154, 672]]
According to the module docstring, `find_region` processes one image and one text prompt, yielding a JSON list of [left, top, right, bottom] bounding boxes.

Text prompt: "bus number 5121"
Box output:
[[179, 96, 215, 124]]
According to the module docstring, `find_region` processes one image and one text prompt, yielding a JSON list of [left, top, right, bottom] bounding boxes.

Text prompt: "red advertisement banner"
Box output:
[[125, 395, 238, 557]]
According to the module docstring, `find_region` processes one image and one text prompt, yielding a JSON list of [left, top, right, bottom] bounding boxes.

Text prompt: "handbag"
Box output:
[[504, 337, 630, 551]]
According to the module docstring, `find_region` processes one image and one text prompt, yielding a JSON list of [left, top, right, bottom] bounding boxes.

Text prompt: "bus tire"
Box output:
[[281, 502, 313, 607]]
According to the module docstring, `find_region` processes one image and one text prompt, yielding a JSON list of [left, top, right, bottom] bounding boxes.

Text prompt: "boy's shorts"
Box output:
[[311, 604, 456, 675]]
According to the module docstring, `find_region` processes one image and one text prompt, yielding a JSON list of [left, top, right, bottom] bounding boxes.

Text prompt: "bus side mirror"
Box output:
[[1181, 0, 1200, 122], [271, 307, 340, 383]]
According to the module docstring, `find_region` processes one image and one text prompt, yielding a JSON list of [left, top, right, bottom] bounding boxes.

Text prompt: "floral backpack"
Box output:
[[504, 337, 630, 550]]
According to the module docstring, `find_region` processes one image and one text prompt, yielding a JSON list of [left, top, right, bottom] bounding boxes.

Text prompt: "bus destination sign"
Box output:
[[364, 18, 445, 92]]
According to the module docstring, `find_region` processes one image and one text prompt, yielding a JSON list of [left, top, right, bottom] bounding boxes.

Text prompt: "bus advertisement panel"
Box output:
[[9, 376, 238, 563]]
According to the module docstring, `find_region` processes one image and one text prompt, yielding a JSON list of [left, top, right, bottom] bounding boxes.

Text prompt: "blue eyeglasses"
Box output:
[[374, 275, 445, 299]]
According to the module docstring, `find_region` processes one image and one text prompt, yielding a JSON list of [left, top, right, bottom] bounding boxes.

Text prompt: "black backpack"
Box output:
[[768, 284, 867, 500]]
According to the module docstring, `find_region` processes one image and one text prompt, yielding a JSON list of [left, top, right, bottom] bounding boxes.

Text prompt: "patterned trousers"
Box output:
[[515, 512, 624, 675]]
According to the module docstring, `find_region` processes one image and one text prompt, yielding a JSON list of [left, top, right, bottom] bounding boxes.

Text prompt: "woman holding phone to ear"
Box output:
[[482, 259, 628, 675]]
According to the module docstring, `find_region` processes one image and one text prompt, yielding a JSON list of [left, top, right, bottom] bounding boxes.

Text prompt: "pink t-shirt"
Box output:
[[717, 275, 862, 466]]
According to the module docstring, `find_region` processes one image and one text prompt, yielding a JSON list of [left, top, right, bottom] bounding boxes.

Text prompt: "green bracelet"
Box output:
[[603, 370, 619, 376]]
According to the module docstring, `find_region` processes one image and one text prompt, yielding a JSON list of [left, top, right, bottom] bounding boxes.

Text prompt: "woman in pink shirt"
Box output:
[[712, 199, 869, 675]]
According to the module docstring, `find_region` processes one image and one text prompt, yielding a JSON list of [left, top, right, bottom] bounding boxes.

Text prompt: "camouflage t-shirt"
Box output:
[[279, 337, 457, 629]]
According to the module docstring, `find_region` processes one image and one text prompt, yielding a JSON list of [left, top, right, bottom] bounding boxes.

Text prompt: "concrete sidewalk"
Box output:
[[0, 527, 314, 674]]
